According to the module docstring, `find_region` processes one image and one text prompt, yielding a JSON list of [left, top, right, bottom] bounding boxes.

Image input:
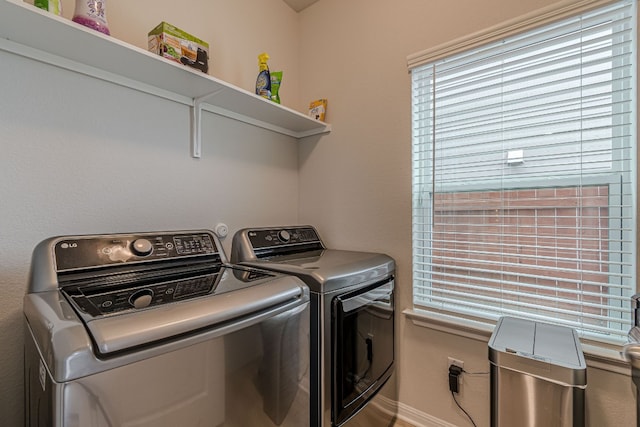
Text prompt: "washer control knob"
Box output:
[[129, 289, 153, 309], [131, 238, 153, 256], [278, 230, 291, 242]]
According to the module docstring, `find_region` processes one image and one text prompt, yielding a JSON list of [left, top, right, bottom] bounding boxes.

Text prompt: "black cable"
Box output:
[[451, 390, 478, 427]]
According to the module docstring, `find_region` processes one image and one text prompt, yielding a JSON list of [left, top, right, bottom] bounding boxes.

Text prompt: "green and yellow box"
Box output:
[[148, 22, 209, 73]]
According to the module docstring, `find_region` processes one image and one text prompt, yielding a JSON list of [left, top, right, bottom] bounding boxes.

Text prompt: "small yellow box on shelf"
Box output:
[[308, 99, 328, 122]]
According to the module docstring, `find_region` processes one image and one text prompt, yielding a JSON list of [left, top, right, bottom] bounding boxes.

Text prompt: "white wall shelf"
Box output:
[[0, 0, 331, 158]]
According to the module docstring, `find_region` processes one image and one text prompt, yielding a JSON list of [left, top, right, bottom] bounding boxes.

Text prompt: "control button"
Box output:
[[131, 239, 153, 256], [278, 230, 291, 242], [129, 289, 154, 309], [215, 223, 228, 238], [101, 300, 113, 308]]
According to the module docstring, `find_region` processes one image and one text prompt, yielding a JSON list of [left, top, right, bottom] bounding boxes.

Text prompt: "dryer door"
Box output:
[[332, 278, 394, 426]]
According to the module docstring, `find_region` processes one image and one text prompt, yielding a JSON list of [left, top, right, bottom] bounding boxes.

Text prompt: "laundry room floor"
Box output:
[[343, 409, 415, 427], [393, 420, 415, 427]]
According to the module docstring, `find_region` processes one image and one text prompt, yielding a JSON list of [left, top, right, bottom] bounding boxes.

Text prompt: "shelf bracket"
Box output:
[[191, 89, 224, 158]]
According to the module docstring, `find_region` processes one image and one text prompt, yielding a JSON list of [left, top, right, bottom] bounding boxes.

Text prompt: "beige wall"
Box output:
[[297, 0, 636, 426], [45, 0, 301, 103], [0, 1, 300, 425], [103, 0, 301, 105], [1, 1, 636, 426]]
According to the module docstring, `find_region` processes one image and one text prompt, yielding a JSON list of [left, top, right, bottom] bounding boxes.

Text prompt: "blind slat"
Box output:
[[421, 287, 631, 315]]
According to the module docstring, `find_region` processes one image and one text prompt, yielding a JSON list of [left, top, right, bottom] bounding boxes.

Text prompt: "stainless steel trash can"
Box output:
[[622, 294, 640, 424], [488, 317, 587, 427]]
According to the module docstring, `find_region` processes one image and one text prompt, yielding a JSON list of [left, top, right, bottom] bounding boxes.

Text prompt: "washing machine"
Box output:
[[24, 229, 310, 427], [231, 225, 397, 427]]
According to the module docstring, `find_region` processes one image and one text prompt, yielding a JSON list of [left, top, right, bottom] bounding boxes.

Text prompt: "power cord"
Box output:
[[451, 391, 477, 427], [448, 365, 478, 427]]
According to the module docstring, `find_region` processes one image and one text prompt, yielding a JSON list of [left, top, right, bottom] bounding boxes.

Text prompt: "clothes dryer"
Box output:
[[231, 225, 397, 427]]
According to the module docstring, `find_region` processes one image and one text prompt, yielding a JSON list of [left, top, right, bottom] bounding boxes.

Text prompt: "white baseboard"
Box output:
[[371, 392, 456, 427], [396, 401, 458, 427]]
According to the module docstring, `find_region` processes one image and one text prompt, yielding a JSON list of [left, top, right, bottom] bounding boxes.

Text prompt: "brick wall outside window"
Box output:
[[431, 185, 609, 325]]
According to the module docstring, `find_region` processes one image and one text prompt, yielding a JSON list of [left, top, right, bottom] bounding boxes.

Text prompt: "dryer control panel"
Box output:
[[247, 227, 320, 249], [231, 226, 326, 261]]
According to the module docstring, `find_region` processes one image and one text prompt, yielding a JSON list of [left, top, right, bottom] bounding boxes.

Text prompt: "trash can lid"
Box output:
[[488, 317, 587, 386]]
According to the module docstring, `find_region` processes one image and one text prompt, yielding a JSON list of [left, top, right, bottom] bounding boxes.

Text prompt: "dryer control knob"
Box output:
[[131, 238, 153, 256], [278, 230, 291, 242], [129, 289, 153, 309]]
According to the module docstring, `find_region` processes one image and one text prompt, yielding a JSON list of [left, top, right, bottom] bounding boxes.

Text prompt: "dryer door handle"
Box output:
[[338, 279, 394, 313]]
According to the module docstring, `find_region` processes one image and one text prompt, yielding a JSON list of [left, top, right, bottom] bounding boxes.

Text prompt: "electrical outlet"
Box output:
[[448, 357, 464, 370]]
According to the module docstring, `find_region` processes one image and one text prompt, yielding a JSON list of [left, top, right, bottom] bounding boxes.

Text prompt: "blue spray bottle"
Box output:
[[255, 53, 271, 99]]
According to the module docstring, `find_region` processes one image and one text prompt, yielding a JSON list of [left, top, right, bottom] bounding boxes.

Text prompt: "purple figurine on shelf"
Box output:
[[72, 0, 110, 35]]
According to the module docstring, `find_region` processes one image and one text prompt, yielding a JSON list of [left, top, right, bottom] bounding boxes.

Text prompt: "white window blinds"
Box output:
[[411, 0, 636, 343]]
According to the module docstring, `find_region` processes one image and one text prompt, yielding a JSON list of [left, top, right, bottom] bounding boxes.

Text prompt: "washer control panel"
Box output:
[[248, 227, 320, 249], [70, 273, 220, 316], [54, 231, 219, 271]]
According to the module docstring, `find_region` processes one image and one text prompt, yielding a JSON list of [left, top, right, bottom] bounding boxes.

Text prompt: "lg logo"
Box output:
[[60, 242, 78, 249]]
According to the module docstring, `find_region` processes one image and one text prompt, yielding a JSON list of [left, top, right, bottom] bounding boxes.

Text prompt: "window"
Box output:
[[410, 0, 636, 343]]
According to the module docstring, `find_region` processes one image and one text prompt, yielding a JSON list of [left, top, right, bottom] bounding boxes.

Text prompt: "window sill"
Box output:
[[404, 308, 631, 376]]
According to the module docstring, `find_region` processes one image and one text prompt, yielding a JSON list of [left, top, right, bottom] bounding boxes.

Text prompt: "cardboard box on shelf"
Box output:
[[148, 22, 209, 74]]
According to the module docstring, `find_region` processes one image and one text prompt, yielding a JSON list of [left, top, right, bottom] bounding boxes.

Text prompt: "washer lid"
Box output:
[[85, 268, 305, 355], [24, 268, 309, 382]]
